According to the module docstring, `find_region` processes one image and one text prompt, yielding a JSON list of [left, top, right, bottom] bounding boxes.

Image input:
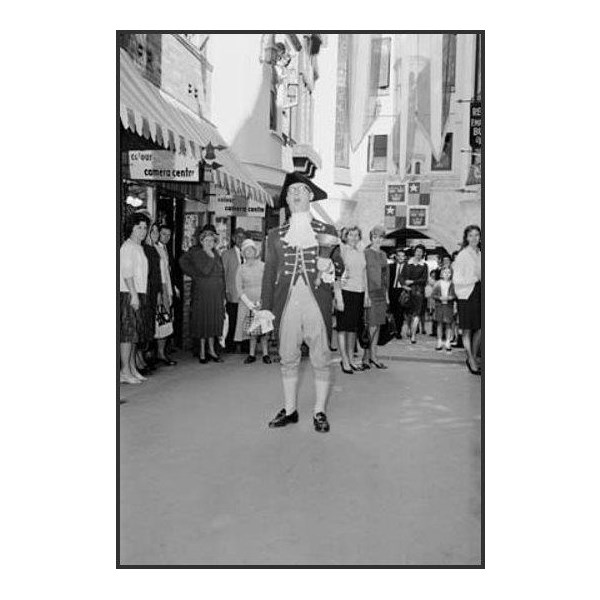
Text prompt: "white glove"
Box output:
[[240, 293, 254, 310]]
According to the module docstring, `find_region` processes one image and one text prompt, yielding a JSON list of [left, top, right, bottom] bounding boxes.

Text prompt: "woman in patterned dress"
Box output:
[[234, 239, 271, 364]]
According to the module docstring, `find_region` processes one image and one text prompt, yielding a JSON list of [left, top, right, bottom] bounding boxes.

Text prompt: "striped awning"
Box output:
[[119, 49, 272, 206]]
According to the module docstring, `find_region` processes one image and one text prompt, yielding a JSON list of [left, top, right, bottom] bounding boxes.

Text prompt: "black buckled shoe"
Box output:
[[313, 412, 330, 433], [268, 409, 299, 428]]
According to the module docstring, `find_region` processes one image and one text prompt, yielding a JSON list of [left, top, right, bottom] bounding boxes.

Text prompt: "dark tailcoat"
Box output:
[[260, 218, 344, 341]]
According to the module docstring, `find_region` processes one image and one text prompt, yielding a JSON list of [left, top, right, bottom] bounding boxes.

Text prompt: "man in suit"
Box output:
[[261, 172, 344, 433], [389, 248, 408, 339], [222, 227, 247, 352]]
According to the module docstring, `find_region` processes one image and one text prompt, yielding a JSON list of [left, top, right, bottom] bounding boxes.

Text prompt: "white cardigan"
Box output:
[[452, 246, 481, 299]]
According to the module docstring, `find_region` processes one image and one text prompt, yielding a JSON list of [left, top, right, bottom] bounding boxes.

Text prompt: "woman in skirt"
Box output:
[[233, 239, 271, 364], [453, 225, 482, 374], [335, 225, 367, 373], [139, 222, 163, 373], [400, 244, 429, 344], [120, 212, 150, 384], [361, 225, 390, 370], [179, 229, 226, 364]]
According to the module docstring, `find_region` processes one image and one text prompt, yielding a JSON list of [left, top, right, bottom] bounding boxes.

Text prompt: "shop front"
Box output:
[[120, 48, 271, 349]]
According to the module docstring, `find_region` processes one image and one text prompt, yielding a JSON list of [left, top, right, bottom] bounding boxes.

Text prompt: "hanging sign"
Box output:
[[407, 206, 429, 229], [209, 187, 266, 218], [469, 101, 482, 151], [386, 182, 406, 204], [126, 150, 199, 182]]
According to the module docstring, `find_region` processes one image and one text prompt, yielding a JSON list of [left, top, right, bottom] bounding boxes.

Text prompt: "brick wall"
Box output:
[[160, 34, 212, 120]]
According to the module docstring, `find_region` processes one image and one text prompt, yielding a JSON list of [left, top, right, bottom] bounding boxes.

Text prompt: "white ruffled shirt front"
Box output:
[[283, 212, 317, 249]]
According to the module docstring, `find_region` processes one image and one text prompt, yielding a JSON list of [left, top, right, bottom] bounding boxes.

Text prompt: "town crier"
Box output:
[[260, 172, 344, 433]]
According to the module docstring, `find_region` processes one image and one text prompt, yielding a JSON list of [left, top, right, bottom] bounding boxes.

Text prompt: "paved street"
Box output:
[[119, 335, 481, 566]]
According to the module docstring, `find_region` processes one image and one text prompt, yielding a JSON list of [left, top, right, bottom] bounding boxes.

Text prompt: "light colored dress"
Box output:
[[234, 260, 265, 341]]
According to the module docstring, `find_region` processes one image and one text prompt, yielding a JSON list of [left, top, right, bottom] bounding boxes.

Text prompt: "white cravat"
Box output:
[[283, 212, 317, 248]]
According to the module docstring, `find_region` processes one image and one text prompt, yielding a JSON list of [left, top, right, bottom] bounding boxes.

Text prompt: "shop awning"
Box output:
[[119, 49, 273, 206]]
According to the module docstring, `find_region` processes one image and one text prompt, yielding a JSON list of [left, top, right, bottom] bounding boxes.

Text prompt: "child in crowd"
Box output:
[[431, 267, 457, 351]]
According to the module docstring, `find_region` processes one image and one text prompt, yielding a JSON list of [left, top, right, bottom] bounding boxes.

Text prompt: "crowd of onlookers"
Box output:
[[119, 212, 482, 384]]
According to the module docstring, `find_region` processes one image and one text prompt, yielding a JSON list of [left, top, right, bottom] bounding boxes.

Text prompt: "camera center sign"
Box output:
[[126, 150, 199, 182], [209, 188, 265, 218]]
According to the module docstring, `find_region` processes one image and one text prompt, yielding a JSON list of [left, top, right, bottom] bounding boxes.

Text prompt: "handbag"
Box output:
[[377, 313, 396, 346], [357, 311, 371, 349], [243, 310, 263, 337], [154, 304, 173, 339], [399, 288, 411, 308]]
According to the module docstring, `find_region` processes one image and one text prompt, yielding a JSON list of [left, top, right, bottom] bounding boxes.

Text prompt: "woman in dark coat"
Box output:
[[361, 225, 390, 369], [400, 243, 429, 344], [179, 229, 226, 363], [140, 222, 163, 372]]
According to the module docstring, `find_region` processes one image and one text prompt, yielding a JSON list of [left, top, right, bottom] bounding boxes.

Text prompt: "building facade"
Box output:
[[312, 33, 482, 253], [208, 33, 325, 229], [119, 33, 271, 348]]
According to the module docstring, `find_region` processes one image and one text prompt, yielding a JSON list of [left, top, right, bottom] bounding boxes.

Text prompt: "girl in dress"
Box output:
[[431, 267, 457, 351], [234, 239, 271, 364]]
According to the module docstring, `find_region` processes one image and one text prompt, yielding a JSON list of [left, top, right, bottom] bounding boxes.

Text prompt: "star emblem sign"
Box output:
[[409, 182, 420, 193], [385, 205, 396, 216]]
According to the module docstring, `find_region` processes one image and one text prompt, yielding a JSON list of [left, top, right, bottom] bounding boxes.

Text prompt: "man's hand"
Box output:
[[130, 294, 140, 311]]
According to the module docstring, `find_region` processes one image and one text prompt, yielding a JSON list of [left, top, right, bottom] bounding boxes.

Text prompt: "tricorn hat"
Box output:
[[279, 171, 328, 206]]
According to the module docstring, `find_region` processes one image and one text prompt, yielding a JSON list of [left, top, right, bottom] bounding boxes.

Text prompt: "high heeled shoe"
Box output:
[[207, 353, 224, 363], [350, 363, 365, 372], [340, 361, 353, 374], [466, 358, 481, 375]]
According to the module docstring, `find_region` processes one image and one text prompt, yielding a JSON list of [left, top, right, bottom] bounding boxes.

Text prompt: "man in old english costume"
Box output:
[[260, 172, 344, 433]]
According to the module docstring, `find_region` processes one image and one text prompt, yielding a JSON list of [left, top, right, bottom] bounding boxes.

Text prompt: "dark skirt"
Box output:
[[434, 301, 455, 324], [407, 286, 425, 317], [335, 290, 365, 332], [190, 279, 225, 338], [458, 281, 481, 331], [366, 288, 387, 326], [120, 292, 147, 343]]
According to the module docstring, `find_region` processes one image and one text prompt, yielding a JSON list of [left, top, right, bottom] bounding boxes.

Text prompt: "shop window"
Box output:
[[431, 133, 453, 171], [368, 134, 388, 172]]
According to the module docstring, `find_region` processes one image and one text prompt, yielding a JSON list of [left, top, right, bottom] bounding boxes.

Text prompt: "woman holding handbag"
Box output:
[[179, 229, 226, 364], [155, 231, 176, 366], [138, 222, 163, 374], [234, 239, 271, 364]]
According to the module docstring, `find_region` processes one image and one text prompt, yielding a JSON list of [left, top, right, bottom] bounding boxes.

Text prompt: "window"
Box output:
[[368, 135, 388, 171], [431, 133, 453, 171]]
